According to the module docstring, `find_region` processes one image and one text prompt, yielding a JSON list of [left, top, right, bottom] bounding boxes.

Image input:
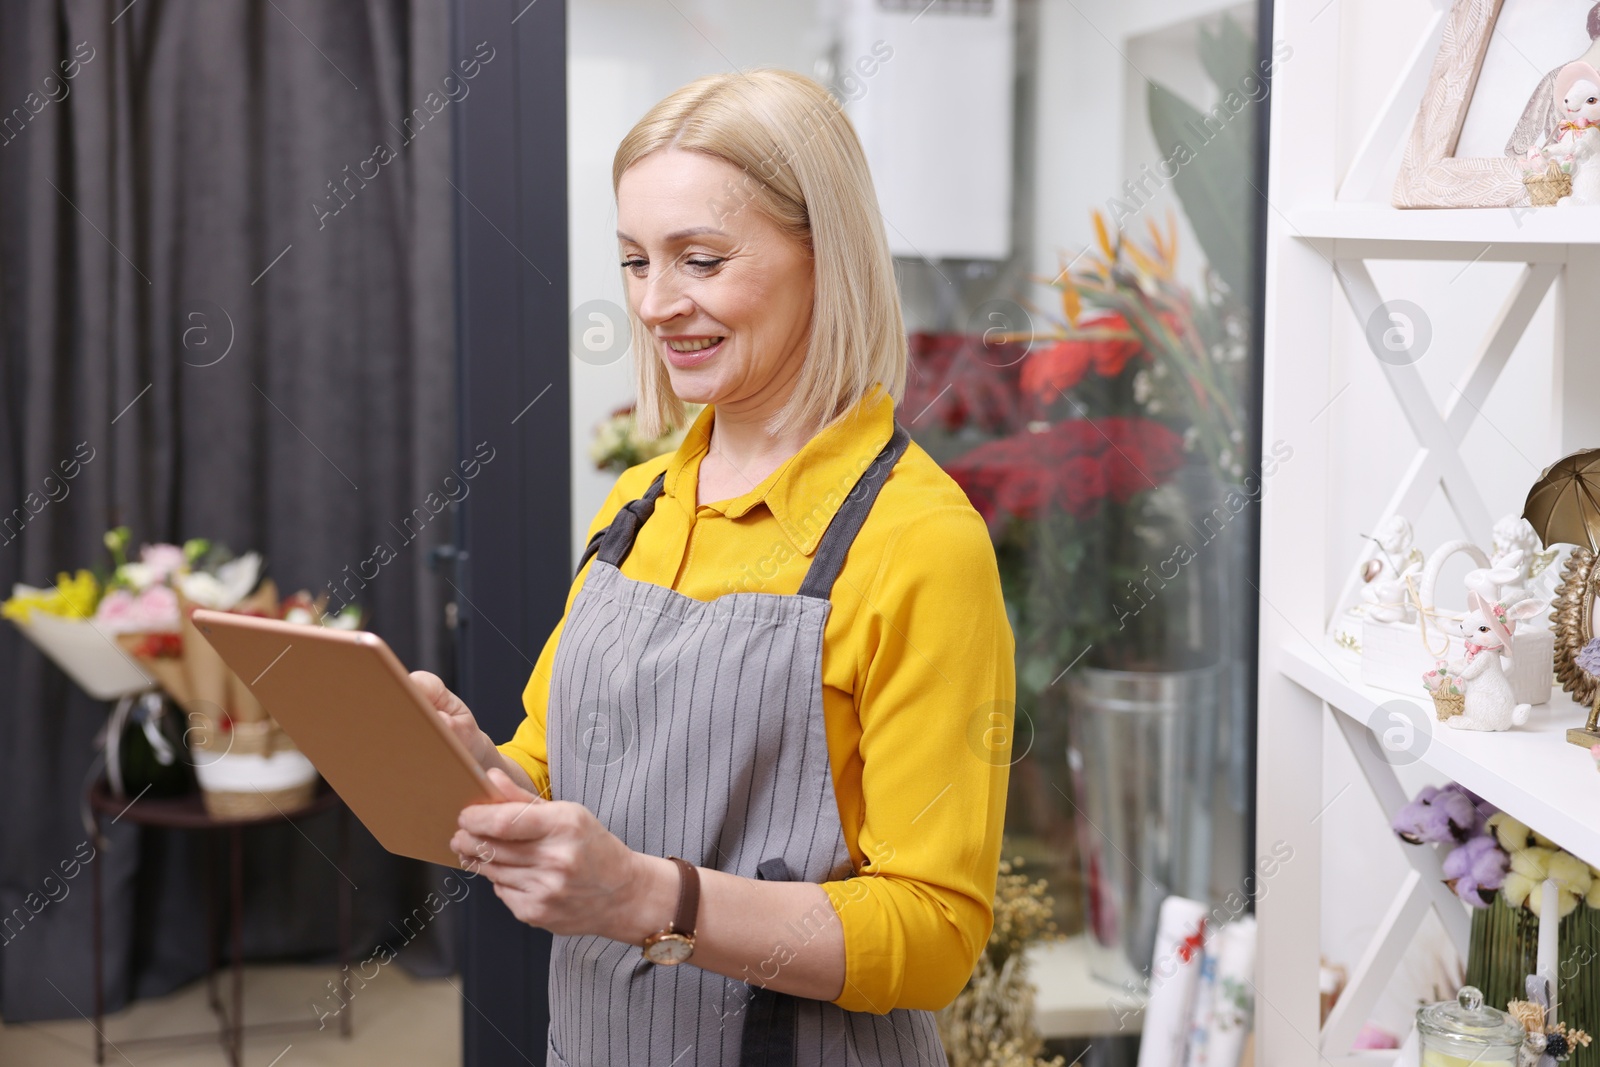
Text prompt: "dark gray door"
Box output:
[[452, 1, 569, 1063]]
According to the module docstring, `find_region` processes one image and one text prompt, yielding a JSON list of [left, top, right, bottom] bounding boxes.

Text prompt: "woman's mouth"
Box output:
[[662, 336, 724, 368]]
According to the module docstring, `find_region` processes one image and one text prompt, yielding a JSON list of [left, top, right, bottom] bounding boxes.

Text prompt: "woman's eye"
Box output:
[[620, 257, 647, 273], [685, 257, 724, 272]]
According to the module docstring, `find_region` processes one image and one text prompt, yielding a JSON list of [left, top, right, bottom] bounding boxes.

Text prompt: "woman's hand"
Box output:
[[410, 670, 495, 769], [451, 768, 671, 943]]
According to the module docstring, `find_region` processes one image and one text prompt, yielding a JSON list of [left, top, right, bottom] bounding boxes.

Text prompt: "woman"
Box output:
[[412, 69, 1014, 1066]]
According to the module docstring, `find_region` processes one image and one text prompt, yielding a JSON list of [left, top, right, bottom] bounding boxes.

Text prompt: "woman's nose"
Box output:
[[636, 270, 694, 327]]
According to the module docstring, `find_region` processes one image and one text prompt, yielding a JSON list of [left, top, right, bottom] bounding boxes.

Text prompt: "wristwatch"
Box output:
[[642, 856, 699, 965]]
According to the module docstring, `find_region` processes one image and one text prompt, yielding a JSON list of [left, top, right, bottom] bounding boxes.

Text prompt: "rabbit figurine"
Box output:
[[1548, 62, 1600, 206], [1445, 592, 1548, 731]]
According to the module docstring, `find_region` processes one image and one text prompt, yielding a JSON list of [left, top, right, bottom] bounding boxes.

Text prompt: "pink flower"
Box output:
[[139, 543, 188, 583], [93, 590, 139, 631], [93, 584, 180, 634]]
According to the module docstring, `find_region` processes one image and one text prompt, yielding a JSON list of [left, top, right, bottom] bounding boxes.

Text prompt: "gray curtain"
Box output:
[[0, 0, 459, 1022]]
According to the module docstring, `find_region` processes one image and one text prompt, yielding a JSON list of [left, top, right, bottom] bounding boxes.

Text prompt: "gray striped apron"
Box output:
[[545, 422, 946, 1067]]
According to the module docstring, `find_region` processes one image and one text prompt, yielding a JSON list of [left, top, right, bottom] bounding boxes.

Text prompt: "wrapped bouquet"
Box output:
[[5, 529, 362, 815]]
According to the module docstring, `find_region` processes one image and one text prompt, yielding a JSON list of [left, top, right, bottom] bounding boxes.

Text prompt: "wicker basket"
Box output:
[[194, 722, 318, 819], [1430, 689, 1465, 722], [1525, 164, 1572, 206], [202, 779, 317, 819]]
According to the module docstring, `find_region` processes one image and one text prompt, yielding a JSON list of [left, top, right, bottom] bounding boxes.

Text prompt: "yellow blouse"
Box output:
[[498, 388, 1015, 1014]]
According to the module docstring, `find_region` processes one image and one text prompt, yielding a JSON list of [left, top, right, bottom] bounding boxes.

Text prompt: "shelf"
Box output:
[[1027, 936, 1143, 1038], [1284, 204, 1600, 250], [1279, 640, 1600, 868]]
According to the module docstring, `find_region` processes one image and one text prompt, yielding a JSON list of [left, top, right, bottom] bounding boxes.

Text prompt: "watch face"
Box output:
[[643, 933, 694, 965]]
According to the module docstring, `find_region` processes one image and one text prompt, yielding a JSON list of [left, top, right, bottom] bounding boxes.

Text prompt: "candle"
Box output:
[[1419, 1052, 1515, 1067], [1538, 878, 1559, 1025], [1416, 985, 1526, 1067]]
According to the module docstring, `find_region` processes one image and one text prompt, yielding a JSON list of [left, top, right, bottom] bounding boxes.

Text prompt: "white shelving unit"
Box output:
[[1258, 2, 1600, 1064]]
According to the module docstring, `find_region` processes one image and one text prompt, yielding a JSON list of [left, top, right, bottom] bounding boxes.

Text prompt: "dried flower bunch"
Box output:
[[1508, 999, 1592, 1063], [937, 856, 1066, 1067]]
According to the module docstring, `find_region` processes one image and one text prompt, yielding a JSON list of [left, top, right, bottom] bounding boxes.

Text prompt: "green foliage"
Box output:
[[1145, 15, 1258, 299]]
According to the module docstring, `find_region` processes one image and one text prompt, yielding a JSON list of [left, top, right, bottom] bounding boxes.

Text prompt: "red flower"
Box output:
[[131, 632, 183, 659], [1020, 313, 1143, 399], [903, 332, 1027, 434], [944, 416, 1186, 529], [1057, 455, 1108, 518]]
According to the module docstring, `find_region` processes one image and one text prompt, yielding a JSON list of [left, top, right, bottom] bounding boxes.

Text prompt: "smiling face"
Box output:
[[615, 149, 815, 419]]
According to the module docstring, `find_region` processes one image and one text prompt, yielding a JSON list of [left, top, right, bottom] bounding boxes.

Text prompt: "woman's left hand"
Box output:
[[452, 768, 657, 941]]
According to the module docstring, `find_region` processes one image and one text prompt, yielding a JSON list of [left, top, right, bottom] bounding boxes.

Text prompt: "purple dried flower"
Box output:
[[1577, 637, 1600, 678], [1442, 835, 1509, 908], [1393, 784, 1490, 845]]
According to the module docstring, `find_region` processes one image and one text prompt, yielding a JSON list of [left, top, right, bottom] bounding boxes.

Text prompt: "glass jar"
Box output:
[[1417, 986, 1527, 1067]]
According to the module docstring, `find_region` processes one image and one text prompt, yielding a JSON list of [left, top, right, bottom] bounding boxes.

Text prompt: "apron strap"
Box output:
[[576, 472, 667, 576], [577, 418, 909, 590], [740, 858, 799, 1067], [797, 422, 912, 600]]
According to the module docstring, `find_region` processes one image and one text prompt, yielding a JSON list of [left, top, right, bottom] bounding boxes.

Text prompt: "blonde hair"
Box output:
[[612, 69, 906, 439]]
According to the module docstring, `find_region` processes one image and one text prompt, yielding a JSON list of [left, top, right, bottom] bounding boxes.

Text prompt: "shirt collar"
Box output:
[[661, 388, 895, 557]]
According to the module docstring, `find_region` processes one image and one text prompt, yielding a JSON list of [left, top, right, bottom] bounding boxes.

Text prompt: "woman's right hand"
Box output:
[[411, 670, 494, 770]]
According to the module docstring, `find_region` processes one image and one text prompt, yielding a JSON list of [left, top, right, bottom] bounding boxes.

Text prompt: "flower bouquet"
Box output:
[[5, 529, 362, 816], [589, 402, 704, 474], [2, 568, 155, 700]]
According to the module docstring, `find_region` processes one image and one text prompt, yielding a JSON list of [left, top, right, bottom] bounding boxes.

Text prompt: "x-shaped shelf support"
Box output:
[[1328, 258, 1560, 622]]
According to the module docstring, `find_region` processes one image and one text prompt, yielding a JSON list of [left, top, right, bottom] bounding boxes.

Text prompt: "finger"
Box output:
[[487, 766, 543, 804], [452, 837, 548, 880], [459, 798, 555, 840], [409, 670, 451, 711]]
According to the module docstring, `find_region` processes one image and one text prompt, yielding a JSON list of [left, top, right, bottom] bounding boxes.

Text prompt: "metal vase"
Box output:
[[1066, 663, 1225, 987]]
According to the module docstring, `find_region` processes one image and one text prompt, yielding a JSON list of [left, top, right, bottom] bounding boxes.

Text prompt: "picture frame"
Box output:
[[1394, 0, 1531, 208], [1553, 547, 1600, 714]]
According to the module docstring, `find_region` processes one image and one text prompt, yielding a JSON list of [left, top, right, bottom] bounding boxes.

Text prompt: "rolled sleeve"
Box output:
[[822, 504, 1015, 1013]]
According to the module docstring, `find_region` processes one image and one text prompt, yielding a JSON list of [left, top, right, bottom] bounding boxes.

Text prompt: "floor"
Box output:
[[0, 963, 460, 1066]]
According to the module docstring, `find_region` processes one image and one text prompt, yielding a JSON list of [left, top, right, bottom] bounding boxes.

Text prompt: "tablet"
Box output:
[[191, 609, 497, 868]]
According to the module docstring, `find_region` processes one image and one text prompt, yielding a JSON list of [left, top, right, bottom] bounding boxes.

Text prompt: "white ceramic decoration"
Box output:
[[1370, 516, 1423, 583], [1465, 551, 1525, 607], [1360, 540, 1556, 706], [1549, 61, 1600, 206], [1493, 513, 1564, 618], [1336, 517, 1425, 652], [1444, 593, 1549, 731], [1365, 560, 1423, 623]]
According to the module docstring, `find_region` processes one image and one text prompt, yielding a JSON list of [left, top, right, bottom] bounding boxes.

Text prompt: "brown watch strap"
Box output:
[[666, 856, 699, 937]]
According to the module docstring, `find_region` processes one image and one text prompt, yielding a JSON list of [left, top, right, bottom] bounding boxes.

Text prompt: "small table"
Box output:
[[86, 778, 353, 1066]]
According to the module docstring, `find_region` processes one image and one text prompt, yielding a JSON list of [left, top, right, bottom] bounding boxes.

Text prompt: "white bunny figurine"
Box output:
[[1549, 62, 1600, 206], [1464, 551, 1525, 606], [1364, 560, 1421, 623], [1445, 592, 1548, 731]]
